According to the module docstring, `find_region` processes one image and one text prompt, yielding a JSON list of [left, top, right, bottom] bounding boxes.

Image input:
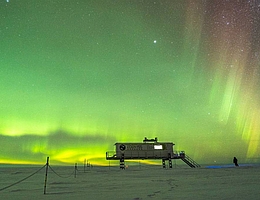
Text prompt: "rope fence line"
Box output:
[[48, 165, 75, 179], [0, 157, 92, 194], [0, 164, 46, 192]]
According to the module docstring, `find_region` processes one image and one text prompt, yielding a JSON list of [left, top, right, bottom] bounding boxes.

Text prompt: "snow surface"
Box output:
[[0, 164, 259, 199]]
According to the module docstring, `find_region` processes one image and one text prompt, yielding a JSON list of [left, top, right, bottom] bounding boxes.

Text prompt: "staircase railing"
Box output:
[[182, 154, 200, 168]]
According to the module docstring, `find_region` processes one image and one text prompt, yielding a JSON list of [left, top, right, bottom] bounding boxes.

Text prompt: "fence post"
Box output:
[[84, 159, 86, 173], [43, 157, 49, 195], [74, 163, 77, 178]]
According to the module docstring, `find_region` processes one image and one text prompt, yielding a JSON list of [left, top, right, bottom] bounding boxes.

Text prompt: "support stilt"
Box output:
[[120, 153, 125, 169], [162, 159, 166, 168], [169, 159, 172, 168]]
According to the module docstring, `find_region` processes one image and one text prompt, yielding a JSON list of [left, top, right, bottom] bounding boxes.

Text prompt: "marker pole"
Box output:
[[43, 157, 49, 194]]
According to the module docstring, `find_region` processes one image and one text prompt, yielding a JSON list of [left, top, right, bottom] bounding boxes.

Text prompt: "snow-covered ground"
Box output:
[[1, 164, 259, 200]]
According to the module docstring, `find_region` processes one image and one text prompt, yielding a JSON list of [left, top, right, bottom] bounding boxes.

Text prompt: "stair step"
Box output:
[[181, 154, 200, 168]]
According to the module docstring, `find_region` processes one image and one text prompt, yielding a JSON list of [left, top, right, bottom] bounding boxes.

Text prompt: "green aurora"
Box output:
[[1, 0, 260, 165]]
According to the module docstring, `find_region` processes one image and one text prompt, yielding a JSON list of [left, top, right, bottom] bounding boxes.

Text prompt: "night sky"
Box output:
[[1, 0, 260, 165]]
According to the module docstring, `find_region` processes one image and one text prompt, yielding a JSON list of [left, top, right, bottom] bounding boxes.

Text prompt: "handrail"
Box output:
[[182, 154, 200, 168], [106, 150, 186, 160]]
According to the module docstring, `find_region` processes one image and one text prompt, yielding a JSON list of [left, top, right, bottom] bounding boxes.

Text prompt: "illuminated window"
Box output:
[[154, 145, 163, 150]]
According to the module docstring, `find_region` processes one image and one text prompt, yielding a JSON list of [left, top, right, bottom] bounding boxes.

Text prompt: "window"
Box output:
[[154, 145, 163, 150]]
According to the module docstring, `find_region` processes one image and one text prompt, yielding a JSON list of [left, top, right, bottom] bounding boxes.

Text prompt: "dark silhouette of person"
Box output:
[[233, 157, 239, 166]]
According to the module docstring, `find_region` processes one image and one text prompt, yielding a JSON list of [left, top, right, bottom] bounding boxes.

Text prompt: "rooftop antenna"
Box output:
[[143, 137, 158, 143]]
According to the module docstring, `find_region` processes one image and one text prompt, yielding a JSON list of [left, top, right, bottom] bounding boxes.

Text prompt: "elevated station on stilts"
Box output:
[[106, 137, 200, 169]]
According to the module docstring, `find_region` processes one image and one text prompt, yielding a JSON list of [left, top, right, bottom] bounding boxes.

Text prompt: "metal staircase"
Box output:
[[181, 154, 200, 168]]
